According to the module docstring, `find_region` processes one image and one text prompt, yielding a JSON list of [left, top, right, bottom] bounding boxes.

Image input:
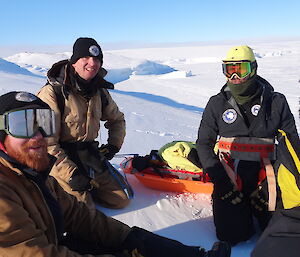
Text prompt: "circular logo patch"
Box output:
[[251, 104, 261, 116], [89, 45, 100, 56], [15, 92, 37, 102], [222, 109, 237, 124]]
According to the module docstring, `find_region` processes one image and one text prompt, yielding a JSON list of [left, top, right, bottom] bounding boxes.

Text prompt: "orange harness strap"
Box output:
[[219, 152, 239, 189], [218, 141, 274, 157], [218, 137, 277, 211], [263, 158, 277, 211]]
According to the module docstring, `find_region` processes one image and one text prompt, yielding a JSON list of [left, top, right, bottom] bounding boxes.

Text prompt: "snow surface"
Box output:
[[1, 40, 300, 257]]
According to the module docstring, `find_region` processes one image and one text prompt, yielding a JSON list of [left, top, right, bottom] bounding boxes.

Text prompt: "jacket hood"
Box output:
[[46, 59, 69, 85]]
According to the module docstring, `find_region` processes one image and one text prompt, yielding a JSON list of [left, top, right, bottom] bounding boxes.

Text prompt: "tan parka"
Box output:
[[37, 60, 126, 183], [0, 157, 130, 257]]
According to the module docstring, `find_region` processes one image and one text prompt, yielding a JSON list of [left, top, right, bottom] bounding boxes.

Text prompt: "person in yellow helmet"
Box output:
[[196, 45, 300, 245]]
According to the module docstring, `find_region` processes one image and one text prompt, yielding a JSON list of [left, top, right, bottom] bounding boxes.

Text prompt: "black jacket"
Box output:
[[196, 76, 299, 183], [251, 206, 300, 257]]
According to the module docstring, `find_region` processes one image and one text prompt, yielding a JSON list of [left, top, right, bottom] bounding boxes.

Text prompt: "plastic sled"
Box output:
[[120, 157, 213, 194]]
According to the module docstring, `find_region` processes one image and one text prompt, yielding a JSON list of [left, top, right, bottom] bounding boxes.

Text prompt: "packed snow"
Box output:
[[0, 40, 300, 257]]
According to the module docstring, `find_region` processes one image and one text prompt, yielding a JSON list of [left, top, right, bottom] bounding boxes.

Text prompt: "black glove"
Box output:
[[250, 179, 269, 211], [187, 148, 202, 168], [114, 249, 143, 257], [214, 176, 243, 205], [132, 156, 151, 171], [99, 144, 119, 160], [204, 241, 231, 257], [68, 169, 92, 192]]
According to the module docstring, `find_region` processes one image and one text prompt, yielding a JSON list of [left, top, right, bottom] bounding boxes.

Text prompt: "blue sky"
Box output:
[[1, 0, 299, 46]]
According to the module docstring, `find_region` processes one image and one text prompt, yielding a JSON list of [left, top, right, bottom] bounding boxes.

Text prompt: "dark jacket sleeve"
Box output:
[[275, 93, 300, 143], [196, 97, 227, 183], [251, 207, 300, 257]]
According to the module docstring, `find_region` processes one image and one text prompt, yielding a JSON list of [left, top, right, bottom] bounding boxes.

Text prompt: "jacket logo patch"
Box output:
[[89, 45, 100, 56], [15, 92, 37, 102], [251, 104, 261, 116], [222, 109, 237, 124]]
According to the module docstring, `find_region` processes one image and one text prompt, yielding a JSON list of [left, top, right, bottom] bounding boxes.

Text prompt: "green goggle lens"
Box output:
[[222, 61, 252, 79], [0, 108, 56, 138]]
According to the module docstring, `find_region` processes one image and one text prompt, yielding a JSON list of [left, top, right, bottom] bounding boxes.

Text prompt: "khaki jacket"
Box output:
[[0, 157, 130, 257], [37, 60, 126, 182]]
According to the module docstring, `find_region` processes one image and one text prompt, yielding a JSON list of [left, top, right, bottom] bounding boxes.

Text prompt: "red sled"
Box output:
[[120, 157, 213, 194]]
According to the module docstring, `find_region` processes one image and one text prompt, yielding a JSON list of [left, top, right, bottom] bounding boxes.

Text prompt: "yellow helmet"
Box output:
[[223, 45, 256, 62]]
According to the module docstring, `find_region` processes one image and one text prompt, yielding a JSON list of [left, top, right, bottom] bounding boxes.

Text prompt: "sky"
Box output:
[[1, 0, 300, 49]]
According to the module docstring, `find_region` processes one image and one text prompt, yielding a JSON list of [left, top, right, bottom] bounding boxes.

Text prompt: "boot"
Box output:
[[203, 241, 231, 257]]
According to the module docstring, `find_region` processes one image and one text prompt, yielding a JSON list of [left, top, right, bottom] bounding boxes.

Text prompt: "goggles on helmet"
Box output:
[[222, 61, 256, 79], [0, 108, 56, 139]]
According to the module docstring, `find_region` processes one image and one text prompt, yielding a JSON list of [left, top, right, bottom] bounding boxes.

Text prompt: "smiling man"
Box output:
[[37, 37, 130, 210]]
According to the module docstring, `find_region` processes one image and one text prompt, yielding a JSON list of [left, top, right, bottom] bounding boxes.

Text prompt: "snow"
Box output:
[[1, 40, 300, 257], [0, 58, 39, 77], [4, 52, 71, 76]]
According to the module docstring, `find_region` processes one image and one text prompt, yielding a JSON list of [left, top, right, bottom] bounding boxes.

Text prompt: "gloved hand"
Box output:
[[99, 144, 119, 160], [214, 176, 243, 205], [114, 249, 144, 257], [250, 179, 269, 211], [68, 169, 92, 192], [203, 241, 231, 257], [132, 156, 151, 171]]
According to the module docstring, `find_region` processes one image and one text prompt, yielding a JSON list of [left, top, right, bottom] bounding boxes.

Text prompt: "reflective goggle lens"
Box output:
[[222, 62, 252, 79], [4, 108, 56, 138]]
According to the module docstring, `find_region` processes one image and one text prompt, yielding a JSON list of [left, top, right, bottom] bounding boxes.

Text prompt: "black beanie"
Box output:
[[0, 91, 50, 115], [70, 37, 103, 64], [0, 91, 50, 142]]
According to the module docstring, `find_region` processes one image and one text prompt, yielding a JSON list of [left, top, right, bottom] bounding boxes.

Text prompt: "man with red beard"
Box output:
[[0, 91, 231, 257]]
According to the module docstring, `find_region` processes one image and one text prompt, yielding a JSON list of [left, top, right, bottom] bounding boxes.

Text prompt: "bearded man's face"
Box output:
[[4, 132, 49, 172]]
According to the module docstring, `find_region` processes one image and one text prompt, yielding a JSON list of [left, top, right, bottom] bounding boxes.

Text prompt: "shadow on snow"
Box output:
[[113, 89, 204, 113]]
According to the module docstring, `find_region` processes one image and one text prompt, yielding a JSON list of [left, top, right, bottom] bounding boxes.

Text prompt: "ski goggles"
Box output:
[[0, 108, 56, 139], [222, 61, 255, 79]]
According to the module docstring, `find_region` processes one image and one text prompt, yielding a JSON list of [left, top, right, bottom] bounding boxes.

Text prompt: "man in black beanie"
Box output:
[[37, 37, 130, 210]]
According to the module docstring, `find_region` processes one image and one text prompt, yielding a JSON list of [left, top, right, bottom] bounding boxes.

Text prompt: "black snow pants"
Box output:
[[212, 160, 272, 245]]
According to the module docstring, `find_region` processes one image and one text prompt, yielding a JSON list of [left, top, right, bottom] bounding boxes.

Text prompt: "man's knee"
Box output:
[[92, 189, 131, 209], [105, 191, 131, 209], [213, 197, 255, 245]]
